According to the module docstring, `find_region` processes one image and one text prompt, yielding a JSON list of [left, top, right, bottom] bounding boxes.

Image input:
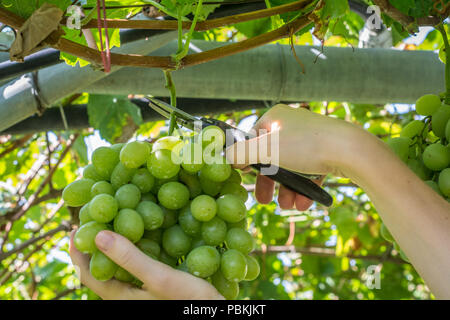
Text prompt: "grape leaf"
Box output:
[[235, 18, 272, 38], [0, 0, 71, 19]]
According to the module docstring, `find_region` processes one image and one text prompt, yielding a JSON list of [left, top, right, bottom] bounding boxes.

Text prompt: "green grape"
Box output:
[[88, 194, 119, 223], [445, 119, 450, 142], [179, 169, 202, 199], [432, 104, 450, 138], [136, 238, 161, 259], [190, 237, 206, 250], [91, 146, 120, 179], [220, 182, 248, 202], [225, 228, 255, 255], [415, 94, 441, 116], [191, 195, 217, 222], [79, 203, 93, 225], [153, 136, 183, 152], [73, 221, 108, 254], [221, 249, 247, 282], [113, 208, 145, 243], [143, 229, 163, 244], [159, 249, 178, 267], [115, 184, 141, 209], [227, 169, 242, 184], [199, 125, 226, 149], [161, 207, 178, 229], [83, 164, 104, 182], [141, 192, 157, 203], [216, 194, 246, 223], [198, 170, 223, 197], [400, 120, 425, 139], [162, 225, 192, 258], [200, 162, 232, 183], [380, 223, 394, 242], [439, 46, 446, 64], [425, 180, 443, 196], [90, 250, 118, 281], [201, 216, 227, 246], [181, 142, 204, 174], [150, 175, 179, 195], [438, 168, 450, 197], [407, 158, 431, 180], [186, 245, 221, 278], [385, 137, 411, 163], [62, 178, 95, 207], [243, 255, 260, 281], [131, 168, 155, 193], [136, 201, 164, 230], [211, 270, 239, 300], [91, 181, 115, 197], [110, 162, 137, 190], [422, 143, 450, 171], [114, 267, 135, 283], [158, 182, 190, 210], [178, 204, 202, 237], [147, 149, 180, 180], [110, 143, 124, 153], [120, 141, 151, 169], [227, 218, 247, 230]]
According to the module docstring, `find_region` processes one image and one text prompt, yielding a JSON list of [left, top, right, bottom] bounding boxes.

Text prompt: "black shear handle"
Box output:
[[201, 118, 333, 207]]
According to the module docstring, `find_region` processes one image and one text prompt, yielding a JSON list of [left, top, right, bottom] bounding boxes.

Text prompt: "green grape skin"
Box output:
[[73, 221, 108, 254], [114, 267, 135, 283], [159, 249, 178, 268], [143, 229, 163, 244], [227, 218, 247, 230], [432, 104, 450, 138], [422, 143, 450, 171], [178, 169, 202, 199], [113, 209, 145, 243], [220, 182, 248, 202], [438, 168, 450, 197], [161, 207, 179, 228], [115, 184, 141, 209], [199, 125, 226, 149], [243, 255, 260, 281], [152, 136, 183, 152], [136, 201, 164, 230], [157, 182, 190, 210], [91, 181, 115, 197], [201, 216, 227, 246], [445, 119, 450, 142], [150, 175, 179, 195], [141, 192, 157, 203], [200, 162, 232, 183], [131, 168, 155, 193], [198, 170, 223, 197], [120, 141, 151, 169], [110, 143, 124, 153], [88, 194, 119, 223], [385, 137, 411, 163], [216, 194, 246, 223], [227, 169, 242, 184], [83, 164, 104, 182], [191, 195, 217, 222], [178, 204, 202, 237], [407, 158, 431, 180], [90, 250, 118, 281], [221, 249, 247, 282], [186, 245, 221, 278], [147, 149, 180, 180], [79, 203, 93, 225], [211, 270, 239, 300], [110, 162, 137, 190], [136, 238, 161, 259], [380, 223, 394, 242], [181, 142, 204, 174], [190, 237, 206, 250], [225, 228, 255, 255], [400, 120, 426, 139], [162, 225, 192, 258], [62, 178, 95, 207], [91, 146, 120, 179], [415, 94, 441, 116], [425, 180, 443, 196]]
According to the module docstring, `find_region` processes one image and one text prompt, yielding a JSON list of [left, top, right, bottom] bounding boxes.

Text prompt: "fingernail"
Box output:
[[96, 231, 114, 251]]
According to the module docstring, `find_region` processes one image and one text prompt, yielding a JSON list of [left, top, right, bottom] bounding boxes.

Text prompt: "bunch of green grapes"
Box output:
[[383, 93, 450, 261], [63, 126, 260, 300]]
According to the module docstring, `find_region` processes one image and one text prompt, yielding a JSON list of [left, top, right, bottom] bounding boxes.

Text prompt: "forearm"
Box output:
[[340, 128, 450, 299]]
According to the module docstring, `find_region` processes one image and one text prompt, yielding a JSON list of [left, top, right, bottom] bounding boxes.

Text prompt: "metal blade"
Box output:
[[147, 97, 198, 122]]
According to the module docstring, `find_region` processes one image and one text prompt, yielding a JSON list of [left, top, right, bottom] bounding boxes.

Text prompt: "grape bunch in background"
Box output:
[[383, 93, 450, 260], [62, 126, 260, 300]]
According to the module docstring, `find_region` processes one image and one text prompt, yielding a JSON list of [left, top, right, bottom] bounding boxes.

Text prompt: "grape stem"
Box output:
[[163, 70, 177, 135], [175, 0, 204, 63], [437, 23, 450, 105]]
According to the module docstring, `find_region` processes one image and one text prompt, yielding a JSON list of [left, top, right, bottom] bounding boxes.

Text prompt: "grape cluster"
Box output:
[[383, 93, 450, 260], [63, 126, 260, 299]]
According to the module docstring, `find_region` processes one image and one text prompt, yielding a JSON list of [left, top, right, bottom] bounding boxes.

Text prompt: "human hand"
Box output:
[[69, 230, 224, 300]]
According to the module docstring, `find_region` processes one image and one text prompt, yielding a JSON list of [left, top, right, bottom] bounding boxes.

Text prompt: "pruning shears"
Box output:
[[146, 97, 333, 207]]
